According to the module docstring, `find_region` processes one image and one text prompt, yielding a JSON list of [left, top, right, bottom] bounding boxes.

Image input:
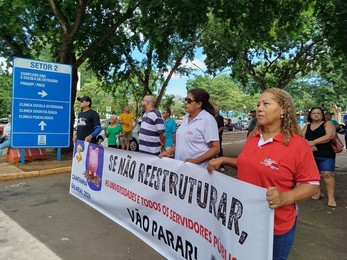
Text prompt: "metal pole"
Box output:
[[57, 148, 61, 161]]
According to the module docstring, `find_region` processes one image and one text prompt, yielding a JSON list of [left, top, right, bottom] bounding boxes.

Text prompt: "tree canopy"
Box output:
[[186, 74, 259, 114], [0, 0, 346, 120], [202, 1, 336, 92]]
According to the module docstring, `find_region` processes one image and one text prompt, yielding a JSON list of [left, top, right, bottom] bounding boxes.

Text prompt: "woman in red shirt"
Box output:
[[207, 88, 320, 260]]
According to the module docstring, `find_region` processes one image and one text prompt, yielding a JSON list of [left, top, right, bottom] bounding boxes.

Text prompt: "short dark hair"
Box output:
[[77, 96, 92, 107], [307, 107, 325, 123], [163, 108, 171, 115]]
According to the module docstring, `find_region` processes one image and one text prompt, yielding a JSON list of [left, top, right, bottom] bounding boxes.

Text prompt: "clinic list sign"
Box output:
[[11, 57, 72, 148]]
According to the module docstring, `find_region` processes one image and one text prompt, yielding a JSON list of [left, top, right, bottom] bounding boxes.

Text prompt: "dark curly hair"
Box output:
[[254, 88, 301, 144]]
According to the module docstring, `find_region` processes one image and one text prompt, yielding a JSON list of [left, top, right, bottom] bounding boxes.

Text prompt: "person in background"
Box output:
[[0, 114, 11, 157], [214, 106, 225, 172], [139, 95, 165, 155], [160, 88, 220, 167], [302, 107, 337, 207], [207, 88, 320, 259], [74, 96, 101, 144], [161, 108, 176, 151], [325, 111, 342, 168], [247, 110, 257, 137], [237, 117, 242, 130], [336, 118, 347, 148], [118, 106, 138, 150], [105, 115, 123, 148], [325, 111, 341, 132]]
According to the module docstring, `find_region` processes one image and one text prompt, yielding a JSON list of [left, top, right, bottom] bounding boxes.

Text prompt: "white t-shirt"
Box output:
[[3, 122, 11, 136], [175, 110, 219, 166]]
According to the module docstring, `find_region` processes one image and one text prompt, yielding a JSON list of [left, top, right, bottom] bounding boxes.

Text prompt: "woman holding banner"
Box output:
[[159, 88, 220, 167], [207, 88, 320, 260]]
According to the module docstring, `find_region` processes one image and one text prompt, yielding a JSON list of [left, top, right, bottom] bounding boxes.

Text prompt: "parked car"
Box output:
[[129, 122, 140, 151], [96, 119, 140, 151], [176, 119, 182, 128], [0, 118, 9, 135], [242, 119, 249, 131], [0, 118, 8, 124]]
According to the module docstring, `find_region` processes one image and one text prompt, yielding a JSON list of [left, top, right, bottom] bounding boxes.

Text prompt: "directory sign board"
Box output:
[[11, 57, 72, 148]]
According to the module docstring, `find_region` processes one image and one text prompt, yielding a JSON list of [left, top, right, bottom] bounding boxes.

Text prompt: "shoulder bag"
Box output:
[[331, 134, 344, 153], [323, 121, 344, 153]]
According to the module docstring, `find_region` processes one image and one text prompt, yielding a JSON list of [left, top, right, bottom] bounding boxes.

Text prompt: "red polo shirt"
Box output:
[[237, 132, 320, 235]]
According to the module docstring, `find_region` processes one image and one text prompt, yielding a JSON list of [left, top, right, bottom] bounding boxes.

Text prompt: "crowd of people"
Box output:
[[0, 87, 329, 259], [1, 87, 345, 252], [71, 87, 347, 259]]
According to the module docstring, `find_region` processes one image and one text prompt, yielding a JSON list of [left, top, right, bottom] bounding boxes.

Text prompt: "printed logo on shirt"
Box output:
[[78, 117, 86, 126], [261, 157, 279, 171], [187, 130, 193, 135]]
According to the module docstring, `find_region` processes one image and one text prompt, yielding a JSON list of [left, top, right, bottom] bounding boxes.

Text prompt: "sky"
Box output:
[[164, 48, 207, 97]]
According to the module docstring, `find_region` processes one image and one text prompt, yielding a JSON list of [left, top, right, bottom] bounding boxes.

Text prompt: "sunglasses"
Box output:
[[184, 97, 197, 104]]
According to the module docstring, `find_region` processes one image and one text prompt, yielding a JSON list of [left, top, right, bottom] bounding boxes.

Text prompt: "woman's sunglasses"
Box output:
[[184, 97, 197, 104]]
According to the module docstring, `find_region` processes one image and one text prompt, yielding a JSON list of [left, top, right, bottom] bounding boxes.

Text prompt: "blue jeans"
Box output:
[[0, 138, 10, 156], [314, 157, 335, 172], [273, 220, 297, 260]]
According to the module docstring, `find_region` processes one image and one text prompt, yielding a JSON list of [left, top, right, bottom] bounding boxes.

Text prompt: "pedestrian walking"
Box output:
[[302, 107, 337, 207], [247, 110, 257, 137]]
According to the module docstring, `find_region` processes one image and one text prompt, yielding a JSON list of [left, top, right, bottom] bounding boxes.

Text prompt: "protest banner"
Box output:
[[70, 140, 274, 259]]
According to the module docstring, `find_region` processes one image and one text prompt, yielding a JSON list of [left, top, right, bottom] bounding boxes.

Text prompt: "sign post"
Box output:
[[11, 57, 72, 163]]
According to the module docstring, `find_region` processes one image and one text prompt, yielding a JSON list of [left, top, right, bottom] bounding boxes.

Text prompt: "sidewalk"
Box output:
[[0, 148, 72, 182]]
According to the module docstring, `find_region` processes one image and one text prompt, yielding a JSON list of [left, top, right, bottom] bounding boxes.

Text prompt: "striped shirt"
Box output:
[[139, 109, 165, 155]]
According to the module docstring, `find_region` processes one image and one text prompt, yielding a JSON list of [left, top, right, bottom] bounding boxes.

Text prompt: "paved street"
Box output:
[[0, 174, 164, 260]]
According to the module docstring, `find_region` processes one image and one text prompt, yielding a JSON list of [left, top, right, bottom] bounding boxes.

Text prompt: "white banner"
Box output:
[[70, 140, 274, 260]]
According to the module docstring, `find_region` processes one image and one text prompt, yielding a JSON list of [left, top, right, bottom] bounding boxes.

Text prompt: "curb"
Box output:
[[0, 166, 72, 182]]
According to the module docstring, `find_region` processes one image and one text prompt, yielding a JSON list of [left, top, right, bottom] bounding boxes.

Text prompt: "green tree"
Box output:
[[0, 71, 11, 117], [315, 0, 347, 59], [0, 0, 211, 147], [87, 0, 210, 107], [186, 74, 259, 114], [169, 96, 186, 119], [202, 4, 329, 91], [77, 78, 113, 118], [160, 94, 175, 111], [0, 0, 140, 148], [286, 72, 347, 113]]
